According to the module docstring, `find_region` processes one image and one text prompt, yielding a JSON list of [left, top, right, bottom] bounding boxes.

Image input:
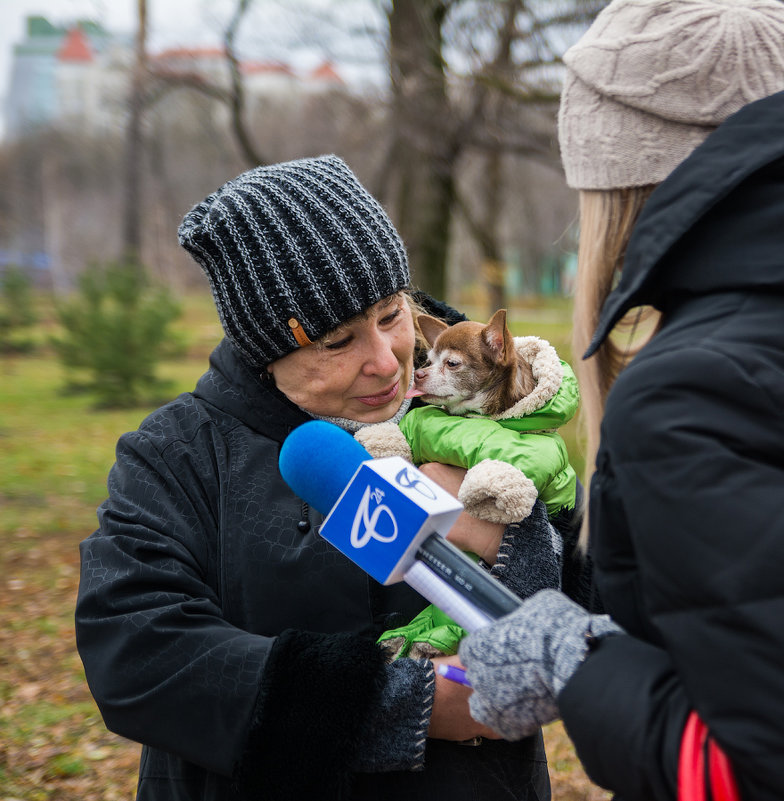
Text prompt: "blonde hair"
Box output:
[[571, 186, 660, 548], [405, 292, 444, 367]]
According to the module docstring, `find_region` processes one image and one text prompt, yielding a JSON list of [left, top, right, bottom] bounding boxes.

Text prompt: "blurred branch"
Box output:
[[450, 0, 521, 152], [143, 67, 231, 106], [144, 0, 266, 167], [224, 0, 267, 166]]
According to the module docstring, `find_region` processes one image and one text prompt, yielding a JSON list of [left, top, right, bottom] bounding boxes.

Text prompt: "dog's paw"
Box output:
[[408, 641, 449, 660], [354, 422, 413, 461], [458, 459, 538, 524], [378, 635, 408, 661]]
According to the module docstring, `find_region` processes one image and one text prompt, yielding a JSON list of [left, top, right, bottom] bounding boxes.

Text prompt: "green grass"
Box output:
[[0, 293, 222, 535], [0, 358, 211, 514]]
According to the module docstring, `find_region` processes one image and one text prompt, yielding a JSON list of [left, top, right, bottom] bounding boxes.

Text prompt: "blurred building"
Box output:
[[4, 16, 131, 139], [3, 15, 346, 142]]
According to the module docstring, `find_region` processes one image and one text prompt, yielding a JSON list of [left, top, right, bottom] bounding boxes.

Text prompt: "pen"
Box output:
[[436, 663, 472, 687]]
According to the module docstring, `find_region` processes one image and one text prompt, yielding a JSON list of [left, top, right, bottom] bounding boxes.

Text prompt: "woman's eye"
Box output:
[[325, 336, 352, 350], [380, 308, 402, 325]]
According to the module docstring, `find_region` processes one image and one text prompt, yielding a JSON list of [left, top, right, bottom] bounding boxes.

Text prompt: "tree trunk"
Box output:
[[387, 0, 454, 300], [483, 151, 506, 313], [122, 0, 147, 265]]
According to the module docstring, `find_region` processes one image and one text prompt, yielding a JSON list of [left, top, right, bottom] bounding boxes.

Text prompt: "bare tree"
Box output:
[[383, 0, 602, 303], [117, 0, 266, 271], [223, 0, 267, 166], [456, 0, 521, 311], [384, 0, 455, 299], [122, 0, 148, 263]]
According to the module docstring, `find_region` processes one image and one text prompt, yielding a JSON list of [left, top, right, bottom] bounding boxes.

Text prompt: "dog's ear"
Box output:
[[417, 314, 449, 347], [483, 309, 514, 363]]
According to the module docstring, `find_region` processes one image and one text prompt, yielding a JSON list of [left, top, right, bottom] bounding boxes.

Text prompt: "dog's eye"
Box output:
[[446, 359, 461, 368]]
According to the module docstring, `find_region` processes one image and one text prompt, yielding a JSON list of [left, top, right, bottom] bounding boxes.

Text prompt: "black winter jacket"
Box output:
[[559, 91, 784, 801], [75, 302, 554, 800]]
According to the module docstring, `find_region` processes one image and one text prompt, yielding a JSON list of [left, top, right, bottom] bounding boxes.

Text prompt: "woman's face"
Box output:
[[267, 293, 416, 423]]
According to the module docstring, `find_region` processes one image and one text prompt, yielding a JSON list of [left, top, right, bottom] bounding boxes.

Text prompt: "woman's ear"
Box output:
[[417, 314, 448, 347]]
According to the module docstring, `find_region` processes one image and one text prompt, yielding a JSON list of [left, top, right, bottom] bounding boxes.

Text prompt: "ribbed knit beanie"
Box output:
[[179, 155, 410, 367], [558, 0, 784, 189]]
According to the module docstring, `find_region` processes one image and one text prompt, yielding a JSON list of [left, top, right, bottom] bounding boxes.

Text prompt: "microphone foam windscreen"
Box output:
[[279, 420, 372, 515]]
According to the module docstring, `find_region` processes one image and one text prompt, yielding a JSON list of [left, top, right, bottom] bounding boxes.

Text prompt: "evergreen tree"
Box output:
[[0, 265, 38, 353], [52, 261, 183, 408]]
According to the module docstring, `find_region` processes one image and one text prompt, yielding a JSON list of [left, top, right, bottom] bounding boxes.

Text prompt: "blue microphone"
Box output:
[[279, 420, 522, 631]]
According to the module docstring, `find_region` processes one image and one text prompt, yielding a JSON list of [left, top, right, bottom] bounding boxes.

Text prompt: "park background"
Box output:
[[1, 2, 612, 798]]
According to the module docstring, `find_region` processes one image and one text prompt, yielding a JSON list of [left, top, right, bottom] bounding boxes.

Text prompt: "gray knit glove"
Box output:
[[458, 588, 622, 740]]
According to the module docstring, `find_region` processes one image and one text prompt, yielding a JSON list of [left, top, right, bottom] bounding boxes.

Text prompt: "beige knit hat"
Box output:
[[558, 0, 784, 190]]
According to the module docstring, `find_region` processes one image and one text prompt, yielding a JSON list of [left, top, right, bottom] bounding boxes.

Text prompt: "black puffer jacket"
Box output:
[[559, 91, 784, 801], [76, 304, 554, 800]]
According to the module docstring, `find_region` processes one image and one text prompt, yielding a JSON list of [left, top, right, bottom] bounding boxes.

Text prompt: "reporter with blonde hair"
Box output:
[[458, 2, 784, 799]]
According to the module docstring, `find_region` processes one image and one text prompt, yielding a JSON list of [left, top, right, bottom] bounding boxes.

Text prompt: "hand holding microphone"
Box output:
[[279, 421, 522, 633]]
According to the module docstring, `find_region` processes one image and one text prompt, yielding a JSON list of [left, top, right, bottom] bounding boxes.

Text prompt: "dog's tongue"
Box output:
[[405, 387, 425, 398]]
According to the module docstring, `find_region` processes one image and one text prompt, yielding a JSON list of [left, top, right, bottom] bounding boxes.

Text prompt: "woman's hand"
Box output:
[[418, 462, 505, 564], [427, 655, 502, 742], [459, 589, 623, 740]]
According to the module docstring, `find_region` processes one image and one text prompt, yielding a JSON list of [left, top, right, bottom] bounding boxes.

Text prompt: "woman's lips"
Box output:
[[356, 380, 400, 407]]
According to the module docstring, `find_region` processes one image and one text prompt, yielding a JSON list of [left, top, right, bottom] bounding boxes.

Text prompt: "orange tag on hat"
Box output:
[[288, 317, 313, 348]]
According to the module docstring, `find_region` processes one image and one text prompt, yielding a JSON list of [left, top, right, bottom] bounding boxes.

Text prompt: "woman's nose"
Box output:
[[362, 332, 399, 376]]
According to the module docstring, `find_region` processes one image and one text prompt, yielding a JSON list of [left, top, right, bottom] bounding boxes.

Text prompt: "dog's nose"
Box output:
[[414, 368, 427, 380]]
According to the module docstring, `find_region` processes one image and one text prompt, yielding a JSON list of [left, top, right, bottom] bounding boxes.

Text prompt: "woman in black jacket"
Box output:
[[75, 155, 564, 800], [458, 2, 784, 800]]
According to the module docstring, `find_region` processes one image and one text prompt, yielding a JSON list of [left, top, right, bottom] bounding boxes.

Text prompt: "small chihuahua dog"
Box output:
[[407, 309, 535, 416]]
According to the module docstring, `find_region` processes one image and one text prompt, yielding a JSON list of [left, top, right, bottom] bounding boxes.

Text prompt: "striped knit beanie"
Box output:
[[178, 155, 410, 367], [558, 0, 784, 189]]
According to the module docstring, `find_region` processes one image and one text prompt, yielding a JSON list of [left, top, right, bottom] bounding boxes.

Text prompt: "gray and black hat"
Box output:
[[179, 155, 410, 367]]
